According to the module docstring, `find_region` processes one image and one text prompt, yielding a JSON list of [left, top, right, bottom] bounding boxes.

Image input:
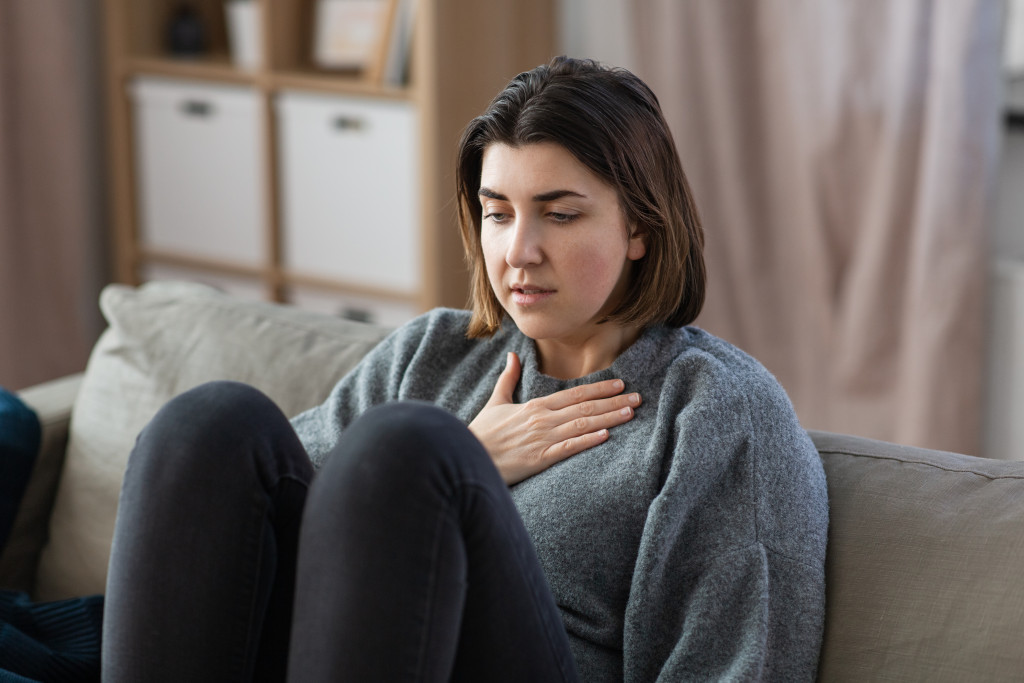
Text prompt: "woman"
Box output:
[[103, 57, 827, 682]]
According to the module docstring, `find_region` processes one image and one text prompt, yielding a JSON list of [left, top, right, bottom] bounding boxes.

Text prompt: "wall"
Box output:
[[993, 0, 1024, 259], [558, 0, 637, 70], [1007, 0, 1024, 72], [982, 1, 1024, 459]]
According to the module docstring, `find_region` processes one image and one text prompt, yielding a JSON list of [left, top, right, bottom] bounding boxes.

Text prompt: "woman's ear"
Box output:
[[627, 223, 648, 261]]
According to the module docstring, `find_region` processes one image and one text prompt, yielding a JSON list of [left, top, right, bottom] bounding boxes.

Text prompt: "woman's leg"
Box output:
[[102, 381, 314, 682], [287, 401, 579, 683]]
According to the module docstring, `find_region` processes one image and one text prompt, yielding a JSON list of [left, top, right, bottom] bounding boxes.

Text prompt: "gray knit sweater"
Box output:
[[291, 308, 828, 682]]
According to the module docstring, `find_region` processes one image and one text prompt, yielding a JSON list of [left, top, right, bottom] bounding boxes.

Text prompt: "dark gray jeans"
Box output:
[[101, 381, 579, 682]]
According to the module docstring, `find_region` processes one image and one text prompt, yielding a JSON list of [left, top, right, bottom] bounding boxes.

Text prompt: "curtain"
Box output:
[[628, 0, 1004, 455], [0, 1, 107, 390]]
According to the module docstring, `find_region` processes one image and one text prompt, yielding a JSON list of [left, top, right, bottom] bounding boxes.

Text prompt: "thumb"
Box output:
[[487, 352, 521, 406]]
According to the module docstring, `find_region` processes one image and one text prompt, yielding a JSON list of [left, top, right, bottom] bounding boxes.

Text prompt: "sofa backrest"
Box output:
[[811, 430, 1024, 681]]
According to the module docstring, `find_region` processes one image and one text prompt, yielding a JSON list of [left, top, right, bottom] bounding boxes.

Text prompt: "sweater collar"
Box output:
[[508, 322, 675, 397]]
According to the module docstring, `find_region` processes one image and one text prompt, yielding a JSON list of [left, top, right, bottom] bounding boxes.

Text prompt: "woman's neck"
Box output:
[[535, 324, 643, 380]]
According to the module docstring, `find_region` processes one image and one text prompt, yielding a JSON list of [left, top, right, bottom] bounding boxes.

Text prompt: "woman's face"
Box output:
[[479, 142, 647, 352]]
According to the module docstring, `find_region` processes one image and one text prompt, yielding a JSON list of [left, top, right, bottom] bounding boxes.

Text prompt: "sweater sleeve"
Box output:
[[622, 361, 828, 682]]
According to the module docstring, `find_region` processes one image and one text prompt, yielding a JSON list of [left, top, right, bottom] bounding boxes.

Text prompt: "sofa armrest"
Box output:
[[0, 373, 83, 592]]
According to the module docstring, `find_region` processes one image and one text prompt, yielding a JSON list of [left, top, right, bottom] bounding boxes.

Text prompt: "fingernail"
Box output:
[[629, 393, 640, 405], [620, 407, 632, 417], [614, 379, 625, 390]]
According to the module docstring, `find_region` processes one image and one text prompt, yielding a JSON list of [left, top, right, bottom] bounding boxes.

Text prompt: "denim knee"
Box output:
[[314, 401, 490, 505], [131, 380, 298, 483], [149, 380, 278, 438]]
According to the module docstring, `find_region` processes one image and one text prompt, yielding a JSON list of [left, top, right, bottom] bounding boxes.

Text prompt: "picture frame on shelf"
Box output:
[[312, 0, 390, 72]]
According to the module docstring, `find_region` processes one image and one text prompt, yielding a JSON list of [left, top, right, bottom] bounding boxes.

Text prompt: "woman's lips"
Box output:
[[510, 286, 555, 306]]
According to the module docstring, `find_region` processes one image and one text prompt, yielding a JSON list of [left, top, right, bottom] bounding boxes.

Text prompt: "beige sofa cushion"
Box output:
[[35, 281, 392, 600], [812, 430, 1024, 682]]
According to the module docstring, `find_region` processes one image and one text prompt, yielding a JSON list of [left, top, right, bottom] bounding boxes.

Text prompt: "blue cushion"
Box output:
[[0, 388, 40, 553]]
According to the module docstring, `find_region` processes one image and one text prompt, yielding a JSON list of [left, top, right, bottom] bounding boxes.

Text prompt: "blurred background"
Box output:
[[1, 0, 1021, 459]]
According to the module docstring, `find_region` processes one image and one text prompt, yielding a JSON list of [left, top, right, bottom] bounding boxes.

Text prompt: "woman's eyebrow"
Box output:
[[478, 187, 507, 200], [478, 187, 587, 202], [533, 189, 587, 202]]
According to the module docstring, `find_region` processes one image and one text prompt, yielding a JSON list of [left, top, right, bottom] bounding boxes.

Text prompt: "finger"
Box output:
[[543, 428, 612, 464], [541, 378, 627, 411], [562, 392, 642, 420], [553, 404, 637, 441], [486, 352, 522, 407]]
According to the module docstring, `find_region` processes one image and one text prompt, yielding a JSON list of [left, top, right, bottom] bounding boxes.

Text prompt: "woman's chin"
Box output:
[[504, 313, 557, 341]]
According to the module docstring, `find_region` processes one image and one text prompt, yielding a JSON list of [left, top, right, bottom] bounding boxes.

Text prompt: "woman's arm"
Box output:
[[622, 370, 828, 681]]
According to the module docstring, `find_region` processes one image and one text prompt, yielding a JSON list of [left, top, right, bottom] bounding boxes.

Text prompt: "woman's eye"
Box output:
[[549, 212, 579, 223], [484, 212, 509, 224]]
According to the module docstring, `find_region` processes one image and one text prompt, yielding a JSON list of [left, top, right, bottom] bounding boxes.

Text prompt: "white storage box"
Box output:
[[130, 77, 265, 266], [275, 91, 420, 292]]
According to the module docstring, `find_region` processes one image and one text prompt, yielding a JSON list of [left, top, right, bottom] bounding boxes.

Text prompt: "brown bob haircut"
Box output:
[[456, 56, 706, 338]]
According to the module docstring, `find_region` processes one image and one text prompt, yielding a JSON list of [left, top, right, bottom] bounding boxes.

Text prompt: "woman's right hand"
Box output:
[[468, 352, 641, 485]]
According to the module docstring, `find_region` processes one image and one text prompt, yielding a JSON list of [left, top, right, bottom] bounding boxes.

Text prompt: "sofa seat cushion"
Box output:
[[35, 281, 392, 600], [812, 430, 1024, 682]]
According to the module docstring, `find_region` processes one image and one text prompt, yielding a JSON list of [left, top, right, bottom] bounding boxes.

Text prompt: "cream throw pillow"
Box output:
[[35, 281, 391, 600]]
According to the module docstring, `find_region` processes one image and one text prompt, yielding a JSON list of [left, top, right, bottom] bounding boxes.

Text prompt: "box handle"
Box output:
[[181, 100, 214, 117], [332, 115, 365, 132]]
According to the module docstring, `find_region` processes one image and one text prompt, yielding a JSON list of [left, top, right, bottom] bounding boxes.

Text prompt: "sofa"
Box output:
[[3, 280, 1024, 681]]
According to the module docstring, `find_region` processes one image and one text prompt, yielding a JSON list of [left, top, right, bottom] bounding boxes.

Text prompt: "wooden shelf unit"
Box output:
[[102, 0, 556, 320]]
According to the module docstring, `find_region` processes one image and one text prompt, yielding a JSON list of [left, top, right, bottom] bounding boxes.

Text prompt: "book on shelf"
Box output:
[[381, 0, 416, 86]]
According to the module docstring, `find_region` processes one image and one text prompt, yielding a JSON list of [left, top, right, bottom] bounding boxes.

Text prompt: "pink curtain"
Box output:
[[0, 1, 107, 390], [630, 0, 1004, 455]]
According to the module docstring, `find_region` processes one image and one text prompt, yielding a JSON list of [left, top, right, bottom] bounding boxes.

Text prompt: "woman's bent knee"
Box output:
[[130, 381, 302, 487], [145, 381, 280, 442], [314, 401, 493, 504]]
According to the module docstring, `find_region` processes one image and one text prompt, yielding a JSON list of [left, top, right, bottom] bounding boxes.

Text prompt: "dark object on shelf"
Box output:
[[1007, 75, 1024, 131], [167, 3, 206, 57]]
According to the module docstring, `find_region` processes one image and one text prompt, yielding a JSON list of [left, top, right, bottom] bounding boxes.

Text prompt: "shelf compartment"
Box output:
[[124, 0, 232, 62]]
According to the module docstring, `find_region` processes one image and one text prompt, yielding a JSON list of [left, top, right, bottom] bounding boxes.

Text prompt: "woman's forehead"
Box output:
[[479, 142, 610, 196]]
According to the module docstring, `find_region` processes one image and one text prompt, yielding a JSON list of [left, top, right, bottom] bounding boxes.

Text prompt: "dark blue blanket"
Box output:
[[2, 388, 103, 681], [0, 591, 102, 682], [0, 386, 39, 551]]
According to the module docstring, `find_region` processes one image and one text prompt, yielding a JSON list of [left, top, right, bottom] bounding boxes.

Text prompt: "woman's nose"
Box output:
[[505, 219, 543, 268]]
